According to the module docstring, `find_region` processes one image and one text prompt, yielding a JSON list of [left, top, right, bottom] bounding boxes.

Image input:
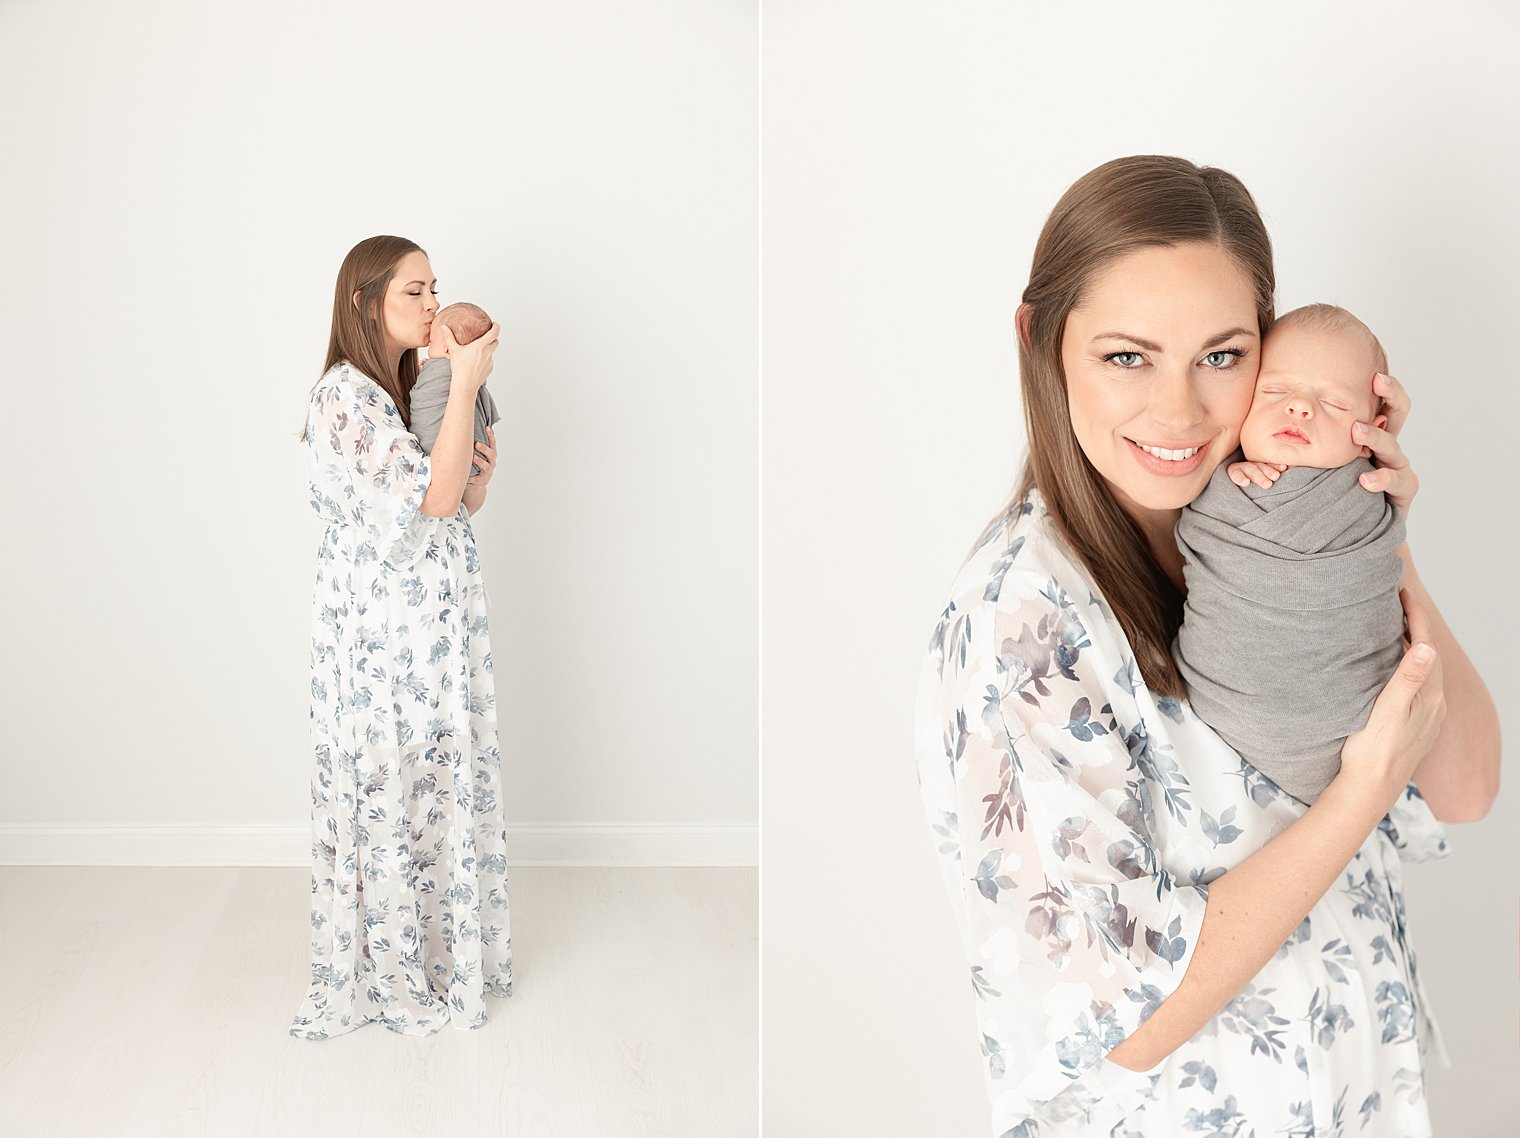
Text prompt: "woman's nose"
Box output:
[[1151, 367, 1206, 429]]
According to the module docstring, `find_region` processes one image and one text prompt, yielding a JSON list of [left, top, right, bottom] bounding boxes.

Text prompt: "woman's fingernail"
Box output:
[[1412, 643, 1434, 665], [1353, 422, 1369, 437]]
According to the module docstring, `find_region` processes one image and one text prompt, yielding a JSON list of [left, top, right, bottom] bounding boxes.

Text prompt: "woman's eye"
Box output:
[[1202, 349, 1243, 368], [1104, 351, 1143, 368]]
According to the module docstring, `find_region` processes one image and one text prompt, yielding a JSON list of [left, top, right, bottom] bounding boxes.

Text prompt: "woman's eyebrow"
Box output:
[[1092, 332, 1162, 350], [1090, 327, 1255, 352], [402, 278, 438, 287]]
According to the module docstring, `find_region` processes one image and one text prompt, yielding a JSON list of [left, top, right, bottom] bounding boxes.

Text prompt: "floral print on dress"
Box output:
[[915, 490, 1450, 1137], [290, 362, 512, 1040]]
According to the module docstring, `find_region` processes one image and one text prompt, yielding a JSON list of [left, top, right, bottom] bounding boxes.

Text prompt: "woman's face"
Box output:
[[376, 250, 439, 359], [1060, 242, 1261, 529]]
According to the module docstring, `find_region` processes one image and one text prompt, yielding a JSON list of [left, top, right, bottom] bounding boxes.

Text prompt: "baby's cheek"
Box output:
[[1235, 411, 1270, 458], [1322, 432, 1367, 468]]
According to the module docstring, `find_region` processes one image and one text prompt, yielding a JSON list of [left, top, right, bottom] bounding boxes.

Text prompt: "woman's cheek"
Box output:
[[1217, 384, 1256, 449]]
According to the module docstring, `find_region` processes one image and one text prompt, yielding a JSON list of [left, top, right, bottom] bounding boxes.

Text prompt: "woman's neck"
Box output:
[[382, 337, 410, 376], [1127, 504, 1187, 594]]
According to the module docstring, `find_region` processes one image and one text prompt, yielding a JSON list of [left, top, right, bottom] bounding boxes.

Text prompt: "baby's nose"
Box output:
[[1285, 398, 1312, 419]]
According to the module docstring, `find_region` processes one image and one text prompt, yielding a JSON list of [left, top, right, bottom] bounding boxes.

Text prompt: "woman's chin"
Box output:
[[1106, 469, 1218, 518], [1141, 478, 1214, 511]]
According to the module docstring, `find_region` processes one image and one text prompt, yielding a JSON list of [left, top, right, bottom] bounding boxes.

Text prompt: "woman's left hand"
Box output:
[[467, 426, 498, 488], [1353, 372, 1418, 514]]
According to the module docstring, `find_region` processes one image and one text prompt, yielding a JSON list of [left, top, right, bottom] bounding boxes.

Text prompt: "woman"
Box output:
[[914, 157, 1500, 1136], [290, 235, 512, 1039]]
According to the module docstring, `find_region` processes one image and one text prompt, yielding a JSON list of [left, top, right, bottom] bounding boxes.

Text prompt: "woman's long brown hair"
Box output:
[[984, 155, 1276, 698], [297, 235, 427, 442]]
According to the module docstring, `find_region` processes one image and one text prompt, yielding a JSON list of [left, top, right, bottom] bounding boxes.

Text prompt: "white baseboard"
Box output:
[[0, 822, 758, 867]]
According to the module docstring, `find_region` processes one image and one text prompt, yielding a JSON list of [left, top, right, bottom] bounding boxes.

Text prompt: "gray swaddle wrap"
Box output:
[[1173, 453, 1406, 805], [409, 357, 501, 475]]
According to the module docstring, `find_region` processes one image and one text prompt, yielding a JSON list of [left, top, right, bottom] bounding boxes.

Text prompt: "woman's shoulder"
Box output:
[[314, 362, 397, 413], [924, 488, 1124, 693], [315, 359, 374, 391], [939, 488, 1090, 617]]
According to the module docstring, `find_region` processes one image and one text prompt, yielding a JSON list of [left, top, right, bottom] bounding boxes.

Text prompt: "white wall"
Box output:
[[0, 0, 758, 865], [763, 1, 1518, 1134]]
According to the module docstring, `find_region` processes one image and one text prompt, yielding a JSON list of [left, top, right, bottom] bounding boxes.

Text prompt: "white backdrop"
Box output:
[[0, 0, 758, 866], [763, 1, 1518, 1134]]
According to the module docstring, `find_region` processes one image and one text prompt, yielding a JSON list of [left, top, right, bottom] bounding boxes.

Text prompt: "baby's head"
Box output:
[[1237, 304, 1387, 469], [426, 301, 493, 358]]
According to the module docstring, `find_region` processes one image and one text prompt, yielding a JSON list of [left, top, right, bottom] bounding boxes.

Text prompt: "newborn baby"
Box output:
[[1172, 304, 1406, 806], [410, 301, 502, 476]]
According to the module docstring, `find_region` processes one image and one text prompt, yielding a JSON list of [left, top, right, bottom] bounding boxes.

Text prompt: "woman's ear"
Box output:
[[1015, 303, 1034, 354], [352, 290, 361, 311]]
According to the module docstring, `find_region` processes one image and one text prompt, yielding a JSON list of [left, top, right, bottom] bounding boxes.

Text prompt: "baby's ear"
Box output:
[[1373, 414, 1388, 430]]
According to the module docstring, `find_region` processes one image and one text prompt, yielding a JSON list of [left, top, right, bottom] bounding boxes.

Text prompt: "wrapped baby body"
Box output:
[[410, 357, 501, 476], [1172, 454, 1406, 805]]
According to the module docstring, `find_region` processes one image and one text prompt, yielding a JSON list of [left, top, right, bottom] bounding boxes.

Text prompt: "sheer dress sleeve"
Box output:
[[309, 366, 447, 572], [916, 554, 1211, 1132]]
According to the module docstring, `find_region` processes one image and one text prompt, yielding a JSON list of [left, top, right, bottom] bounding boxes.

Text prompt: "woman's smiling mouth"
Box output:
[[1124, 437, 1210, 476]]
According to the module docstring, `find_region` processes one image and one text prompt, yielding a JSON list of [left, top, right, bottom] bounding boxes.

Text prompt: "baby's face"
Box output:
[[425, 321, 452, 358], [1237, 323, 1381, 469]]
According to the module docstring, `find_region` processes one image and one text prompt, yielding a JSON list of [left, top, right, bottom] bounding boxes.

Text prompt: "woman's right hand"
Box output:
[[1337, 586, 1446, 802], [437, 321, 501, 391]]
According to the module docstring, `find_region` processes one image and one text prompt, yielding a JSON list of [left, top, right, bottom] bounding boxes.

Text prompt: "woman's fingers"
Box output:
[[1354, 418, 1418, 510], [449, 323, 499, 385], [1399, 585, 1431, 651], [1352, 418, 1405, 466], [1396, 586, 1444, 714], [1392, 638, 1438, 699], [1372, 372, 1410, 437]]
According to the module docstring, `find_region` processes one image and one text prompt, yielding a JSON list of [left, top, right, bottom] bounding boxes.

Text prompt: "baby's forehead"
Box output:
[[1262, 326, 1376, 386], [1263, 319, 1365, 353]]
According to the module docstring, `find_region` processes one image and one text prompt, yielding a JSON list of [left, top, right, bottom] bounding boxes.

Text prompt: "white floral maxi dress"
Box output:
[[914, 490, 1451, 1138], [290, 361, 512, 1040]]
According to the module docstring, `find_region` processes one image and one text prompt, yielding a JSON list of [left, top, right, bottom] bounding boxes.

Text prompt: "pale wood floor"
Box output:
[[0, 866, 757, 1137]]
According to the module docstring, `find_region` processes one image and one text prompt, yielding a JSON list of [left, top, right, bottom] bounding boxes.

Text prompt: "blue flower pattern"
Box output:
[[290, 363, 512, 1040], [914, 491, 1450, 1136]]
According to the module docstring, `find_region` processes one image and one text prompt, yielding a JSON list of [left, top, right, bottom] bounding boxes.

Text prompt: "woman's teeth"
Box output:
[[1136, 443, 1201, 461]]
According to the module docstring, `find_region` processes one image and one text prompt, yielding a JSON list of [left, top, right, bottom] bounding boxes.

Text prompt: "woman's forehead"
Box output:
[[1072, 244, 1258, 336], [391, 250, 434, 284]]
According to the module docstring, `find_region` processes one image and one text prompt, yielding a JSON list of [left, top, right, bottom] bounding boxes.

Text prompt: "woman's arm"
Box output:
[[1351, 374, 1501, 823], [461, 426, 498, 518], [421, 323, 499, 518], [421, 381, 484, 517], [1108, 594, 1447, 1072], [1397, 547, 1501, 822], [1104, 760, 1406, 1070]]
